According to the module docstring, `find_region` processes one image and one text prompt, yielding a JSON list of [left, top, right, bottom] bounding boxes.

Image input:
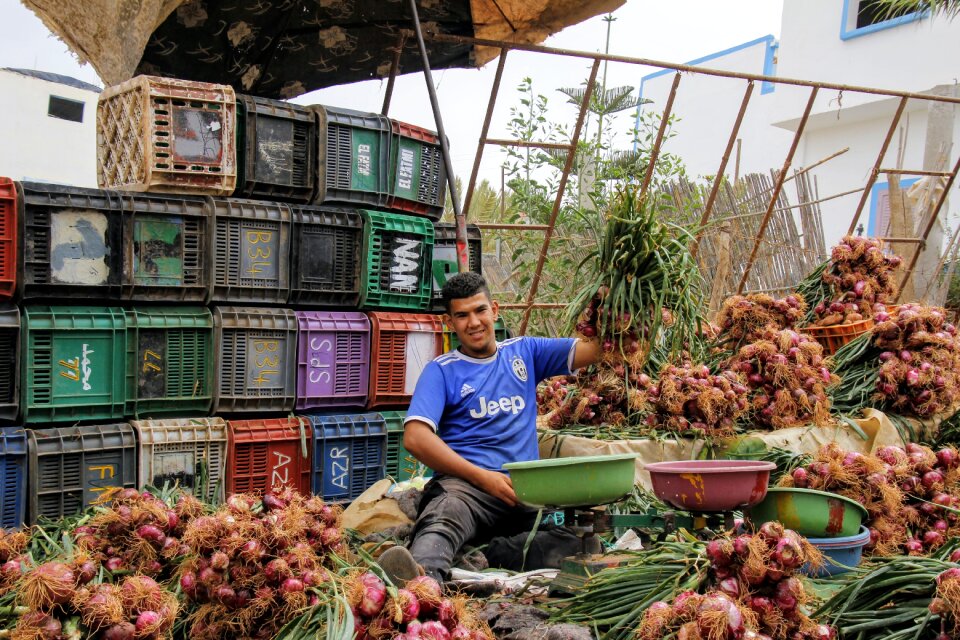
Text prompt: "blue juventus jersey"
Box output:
[[405, 336, 577, 473]]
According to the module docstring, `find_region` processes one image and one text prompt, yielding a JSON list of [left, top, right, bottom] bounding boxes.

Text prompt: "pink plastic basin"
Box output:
[[644, 460, 776, 513]]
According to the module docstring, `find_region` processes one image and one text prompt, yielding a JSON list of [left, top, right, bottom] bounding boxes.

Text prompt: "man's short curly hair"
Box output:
[[441, 272, 490, 311]]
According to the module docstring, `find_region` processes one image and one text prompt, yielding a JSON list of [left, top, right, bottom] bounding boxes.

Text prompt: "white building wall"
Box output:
[[0, 69, 98, 187]]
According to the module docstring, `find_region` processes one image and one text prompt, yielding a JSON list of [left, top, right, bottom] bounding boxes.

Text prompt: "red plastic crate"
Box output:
[[0, 178, 16, 300], [225, 417, 311, 496], [367, 312, 443, 408]]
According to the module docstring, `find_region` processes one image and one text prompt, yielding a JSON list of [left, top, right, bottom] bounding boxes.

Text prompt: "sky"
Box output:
[[0, 0, 784, 188]]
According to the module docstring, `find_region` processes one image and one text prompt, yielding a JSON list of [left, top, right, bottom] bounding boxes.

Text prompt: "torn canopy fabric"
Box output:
[[22, 0, 623, 99]]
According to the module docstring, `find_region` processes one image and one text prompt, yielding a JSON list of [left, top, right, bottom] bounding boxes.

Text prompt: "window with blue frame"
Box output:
[[866, 178, 920, 237], [841, 0, 926, 40]]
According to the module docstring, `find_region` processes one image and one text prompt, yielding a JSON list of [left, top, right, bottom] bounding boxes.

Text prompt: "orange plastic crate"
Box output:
[[0, 178, 15, 300], [803, 318, 875, 356], [97, 76, 237, 195], [367, 312, 443, 408], [226, 417, 311, 496]]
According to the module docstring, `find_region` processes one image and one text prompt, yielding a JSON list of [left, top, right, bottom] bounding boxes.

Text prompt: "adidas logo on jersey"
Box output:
[[460, 383, 475, 398], [469, 395, 525, 418]]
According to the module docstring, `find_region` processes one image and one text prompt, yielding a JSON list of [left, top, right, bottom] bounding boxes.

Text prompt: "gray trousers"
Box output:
[[408, 474, 583, 581]]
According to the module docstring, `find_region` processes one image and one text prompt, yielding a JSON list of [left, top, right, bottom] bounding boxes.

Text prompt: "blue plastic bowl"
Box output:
[[801, 526, 871, 577]]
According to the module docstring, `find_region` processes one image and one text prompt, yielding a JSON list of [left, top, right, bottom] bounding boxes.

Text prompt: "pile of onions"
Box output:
[[717, 294, 807, 344], [178, 488, 345, 640], [575, 289, 675, 360], [538, 362, 652, 429], [780, 444, 907, 555], [0, 529, 29, 595], [348, 573, 493, 640], [931, 567, 960, 639], [705, 524, 832, 640], [645, 363, 749, 436], [812, 235, 901, 326], [637, 590, 760, 640], [73, 488, 203, 578], [876, 443, 960, 554], [871, 304, 960, 417], [727, 329, 837, 429]]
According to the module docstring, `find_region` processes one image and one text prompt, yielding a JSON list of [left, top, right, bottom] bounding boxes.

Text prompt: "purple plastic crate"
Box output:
[[296, 311, 370, 410]]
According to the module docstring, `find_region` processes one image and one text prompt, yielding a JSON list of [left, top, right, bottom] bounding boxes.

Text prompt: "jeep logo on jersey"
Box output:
[[390, 236, 422, 292], [469, 395, 526, 419], [511, 357, 528, 382]]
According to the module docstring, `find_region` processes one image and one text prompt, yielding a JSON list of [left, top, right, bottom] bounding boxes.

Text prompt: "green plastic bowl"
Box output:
[[745, 488, 867, 538], [503, 454, 638, 508]]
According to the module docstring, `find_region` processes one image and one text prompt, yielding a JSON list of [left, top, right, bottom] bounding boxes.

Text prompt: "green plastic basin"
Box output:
[[503, 454, 638, 508], [745, 488, 867, 538]]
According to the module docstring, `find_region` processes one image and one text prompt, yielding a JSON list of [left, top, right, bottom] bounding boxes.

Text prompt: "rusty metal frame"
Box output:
[[392, 31, 960, 333]]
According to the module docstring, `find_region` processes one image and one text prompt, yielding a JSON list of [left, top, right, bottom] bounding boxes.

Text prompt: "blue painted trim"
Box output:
[[866, 177, 920, 236], [840, 0, 927, 40], [635, 34, 778, 150]]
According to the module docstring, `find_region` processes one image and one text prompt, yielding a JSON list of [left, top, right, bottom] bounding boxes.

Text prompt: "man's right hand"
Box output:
[[472, 468, 518, 507]]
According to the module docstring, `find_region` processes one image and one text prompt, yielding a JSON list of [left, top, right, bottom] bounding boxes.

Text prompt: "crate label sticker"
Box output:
[[394, 140, 421, 200], [254, 117, 296, 185], [53, 337, 111, 398], [134, 216, 184, 286], [304, 335, 335, 396], [351, 129, 381, 192], [50, 210, 109, 285], [138, 330, 167, 399], [269, 447, 296, 490], [241, 226, 280, 282], [404, 332, 436, 394], [432, 245, 458, 292], [172, 108, 223, 164], [151, 451, 196, 491], [301, 232, 336, 284], [389, 236, 422, 293], [84, 453, 123, 504], [324, 442, 351, 494], [247, 337, 285, 389]]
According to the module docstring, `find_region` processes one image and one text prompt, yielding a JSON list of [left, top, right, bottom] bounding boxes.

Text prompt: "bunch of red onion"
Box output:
[[931, 567, 960, 639], [178, 488, 345, 640], [73, 488, 203, 578], [0, 529, 29, 595], [638, 590, 760, 640], [705, 524, 832, 640], [645, 363, 748, 436], [575, 291, 675, 361], [781, 444, 907, 555], [871, 304, 960, 417], [727, 329, 837, 429], [876, 443, 960, 554], [717, 294, 807, 344], [813, 235, 901, 326], [538, 362, 652, 429], [348, 573, 492, 640]]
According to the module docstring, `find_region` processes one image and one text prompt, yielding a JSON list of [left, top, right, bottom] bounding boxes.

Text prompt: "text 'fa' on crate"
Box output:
[[225, 417, 312, 496], [213, 307, 298, 413]]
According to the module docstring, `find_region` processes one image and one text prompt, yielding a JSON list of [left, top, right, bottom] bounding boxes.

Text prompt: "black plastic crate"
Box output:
[[289, 205, 363, 307], [312, 105, 391, 208], [236, 94, 317, 203], [0, 306, 18, 422], [17, 181, 124, 300], [431, 223, 482, 310], [27, 423, 137, 523], [117, 191, 210, 302]]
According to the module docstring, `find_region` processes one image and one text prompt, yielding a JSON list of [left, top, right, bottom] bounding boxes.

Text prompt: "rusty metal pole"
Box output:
[[737, 87, 819, 294], [462, 50, 508, 219], [897, 152, 960, 297], [407, 0, 469, 271], [847, 96, 909, 235], [639, 72, 681, 199], [519, 59, 601, 335], [691, 81, 754, 259], [381, 34, 406, 115]]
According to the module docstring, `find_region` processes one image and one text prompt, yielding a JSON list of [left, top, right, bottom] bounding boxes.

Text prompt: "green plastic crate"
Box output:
[[21, 306, 127, 424], [380, 411, 431, 482], [124, 307, 214, 417], [431, 223, 482, 311], [445, 318, 510, 352], [359, 210, 434, 311]]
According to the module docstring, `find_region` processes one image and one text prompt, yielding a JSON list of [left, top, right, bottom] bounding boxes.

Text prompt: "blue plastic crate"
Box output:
[[0, 427, 26, 530], [304, 412, 386, 503]]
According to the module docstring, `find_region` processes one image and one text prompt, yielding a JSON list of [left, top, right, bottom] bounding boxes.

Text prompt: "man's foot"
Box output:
[[378, 546, 423, 586]]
